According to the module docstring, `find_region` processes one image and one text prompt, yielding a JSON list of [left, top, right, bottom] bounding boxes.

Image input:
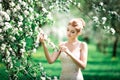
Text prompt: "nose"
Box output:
[[67, 31, 71, 37]]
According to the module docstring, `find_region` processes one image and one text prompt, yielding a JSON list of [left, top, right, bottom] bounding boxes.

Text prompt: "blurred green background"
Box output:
[[0, 0, 120, 80]]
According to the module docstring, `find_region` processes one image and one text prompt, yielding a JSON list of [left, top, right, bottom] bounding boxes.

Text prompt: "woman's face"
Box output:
[[66, 25, 79, 39]]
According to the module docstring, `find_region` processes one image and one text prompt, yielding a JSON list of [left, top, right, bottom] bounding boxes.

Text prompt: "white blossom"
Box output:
[[77, 3, 81, 8], [18, 0, 22, 3], [12, 8, 17, 13], [47, 12, 53, 20], [18, 15, 23, 21], [99, 2, 104, 6], [0, 3, 2, 10], [3, 22, 12, 31], [0, 35, 4, 40], [0, 11, 10, 21], [20, 48, 25, 53], [24, 10, 29, 16], [9, 36, 16, 41], [22, 41, 26, 48], [102, 17, 107, 24], [16, 4, 21, 10], [6, 50, 10, 57], [12, 28, 18, 34], [0, 0, 2, 2], [32, 48, 36, 53], [40, 66, 44, 71], [19, 27, 23, 31], [0, 22, 4, 26], [9, 62, 13, 69], [35, 13, 39, 17], [21, 1, 27, 7], [110, 28, 115, 35], [1, 43, 6, 51], [8, 47, 13, 52], [29, 15, 34, 20], [10, 2, 15, 7], [18, 21, 23, 26], [93, 16, 99, 23], [6, 9, 11, 15], [0, 28, 2, 33], [28, 32, 33, 36], [41, 77, 45, 80], [7, 57, 11, 62], [4, 22, 12, 30], [54, 76, 58, 80], [42, 8, 48, 13], [0, 16, 3, 22], [29, 7, 34, 12], [111, 11, 117, 15]]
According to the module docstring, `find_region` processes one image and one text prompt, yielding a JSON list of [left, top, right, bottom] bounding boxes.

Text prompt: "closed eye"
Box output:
[[71, 30, 75, 33]]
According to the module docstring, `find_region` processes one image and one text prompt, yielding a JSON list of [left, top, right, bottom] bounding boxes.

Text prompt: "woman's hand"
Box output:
[[39, 33, 45, 43], [59, 45, 69, 53]]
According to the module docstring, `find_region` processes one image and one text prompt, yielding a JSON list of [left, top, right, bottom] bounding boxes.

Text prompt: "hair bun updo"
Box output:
[[68, 18, 85, 32]]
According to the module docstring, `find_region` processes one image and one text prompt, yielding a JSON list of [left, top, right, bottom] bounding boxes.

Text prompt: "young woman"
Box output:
[[39, 18, 88, 80]]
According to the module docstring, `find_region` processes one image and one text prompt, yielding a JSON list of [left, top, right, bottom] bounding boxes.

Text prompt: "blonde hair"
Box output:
[[68, 18, 85, 32]]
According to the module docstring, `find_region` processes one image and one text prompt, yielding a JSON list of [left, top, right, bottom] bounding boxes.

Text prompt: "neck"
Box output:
[[68, 38, 78, 43]]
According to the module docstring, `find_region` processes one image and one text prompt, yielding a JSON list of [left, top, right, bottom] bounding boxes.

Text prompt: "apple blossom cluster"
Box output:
[[0, 0, 72, 79], [92, 2, 116, 35], [0, 0, 54, 79], [36, 28, 59, 52]]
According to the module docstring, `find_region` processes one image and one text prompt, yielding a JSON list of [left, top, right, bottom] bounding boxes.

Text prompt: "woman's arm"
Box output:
[[39, 33, 61, 64], [41, 42, 61, 64], [61, 42, 88, 69]]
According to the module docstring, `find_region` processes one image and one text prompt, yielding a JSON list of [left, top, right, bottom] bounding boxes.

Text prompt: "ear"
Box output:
[[77, 29, 82, 35]]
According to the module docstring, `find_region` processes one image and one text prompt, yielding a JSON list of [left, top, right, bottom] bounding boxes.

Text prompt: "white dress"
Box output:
[[59, 44, 84, 80]]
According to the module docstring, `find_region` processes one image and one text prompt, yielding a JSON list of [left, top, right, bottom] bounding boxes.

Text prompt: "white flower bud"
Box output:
[[24, 10, 29, 16], [110, 28, 115, 35], [77, 3, 80, 8], [0, 28, 2, 33], [102, 17, 107, 24], [41, 77, 45, 80], [99, 2, 103, 6]]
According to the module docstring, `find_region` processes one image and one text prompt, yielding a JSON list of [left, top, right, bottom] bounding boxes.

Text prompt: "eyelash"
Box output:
[[67, 29, 75, 33], [71, 31, 75, 33]]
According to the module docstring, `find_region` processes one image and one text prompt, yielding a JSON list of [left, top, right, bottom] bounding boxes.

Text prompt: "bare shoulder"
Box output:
[[79, 41, 88, 49]]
